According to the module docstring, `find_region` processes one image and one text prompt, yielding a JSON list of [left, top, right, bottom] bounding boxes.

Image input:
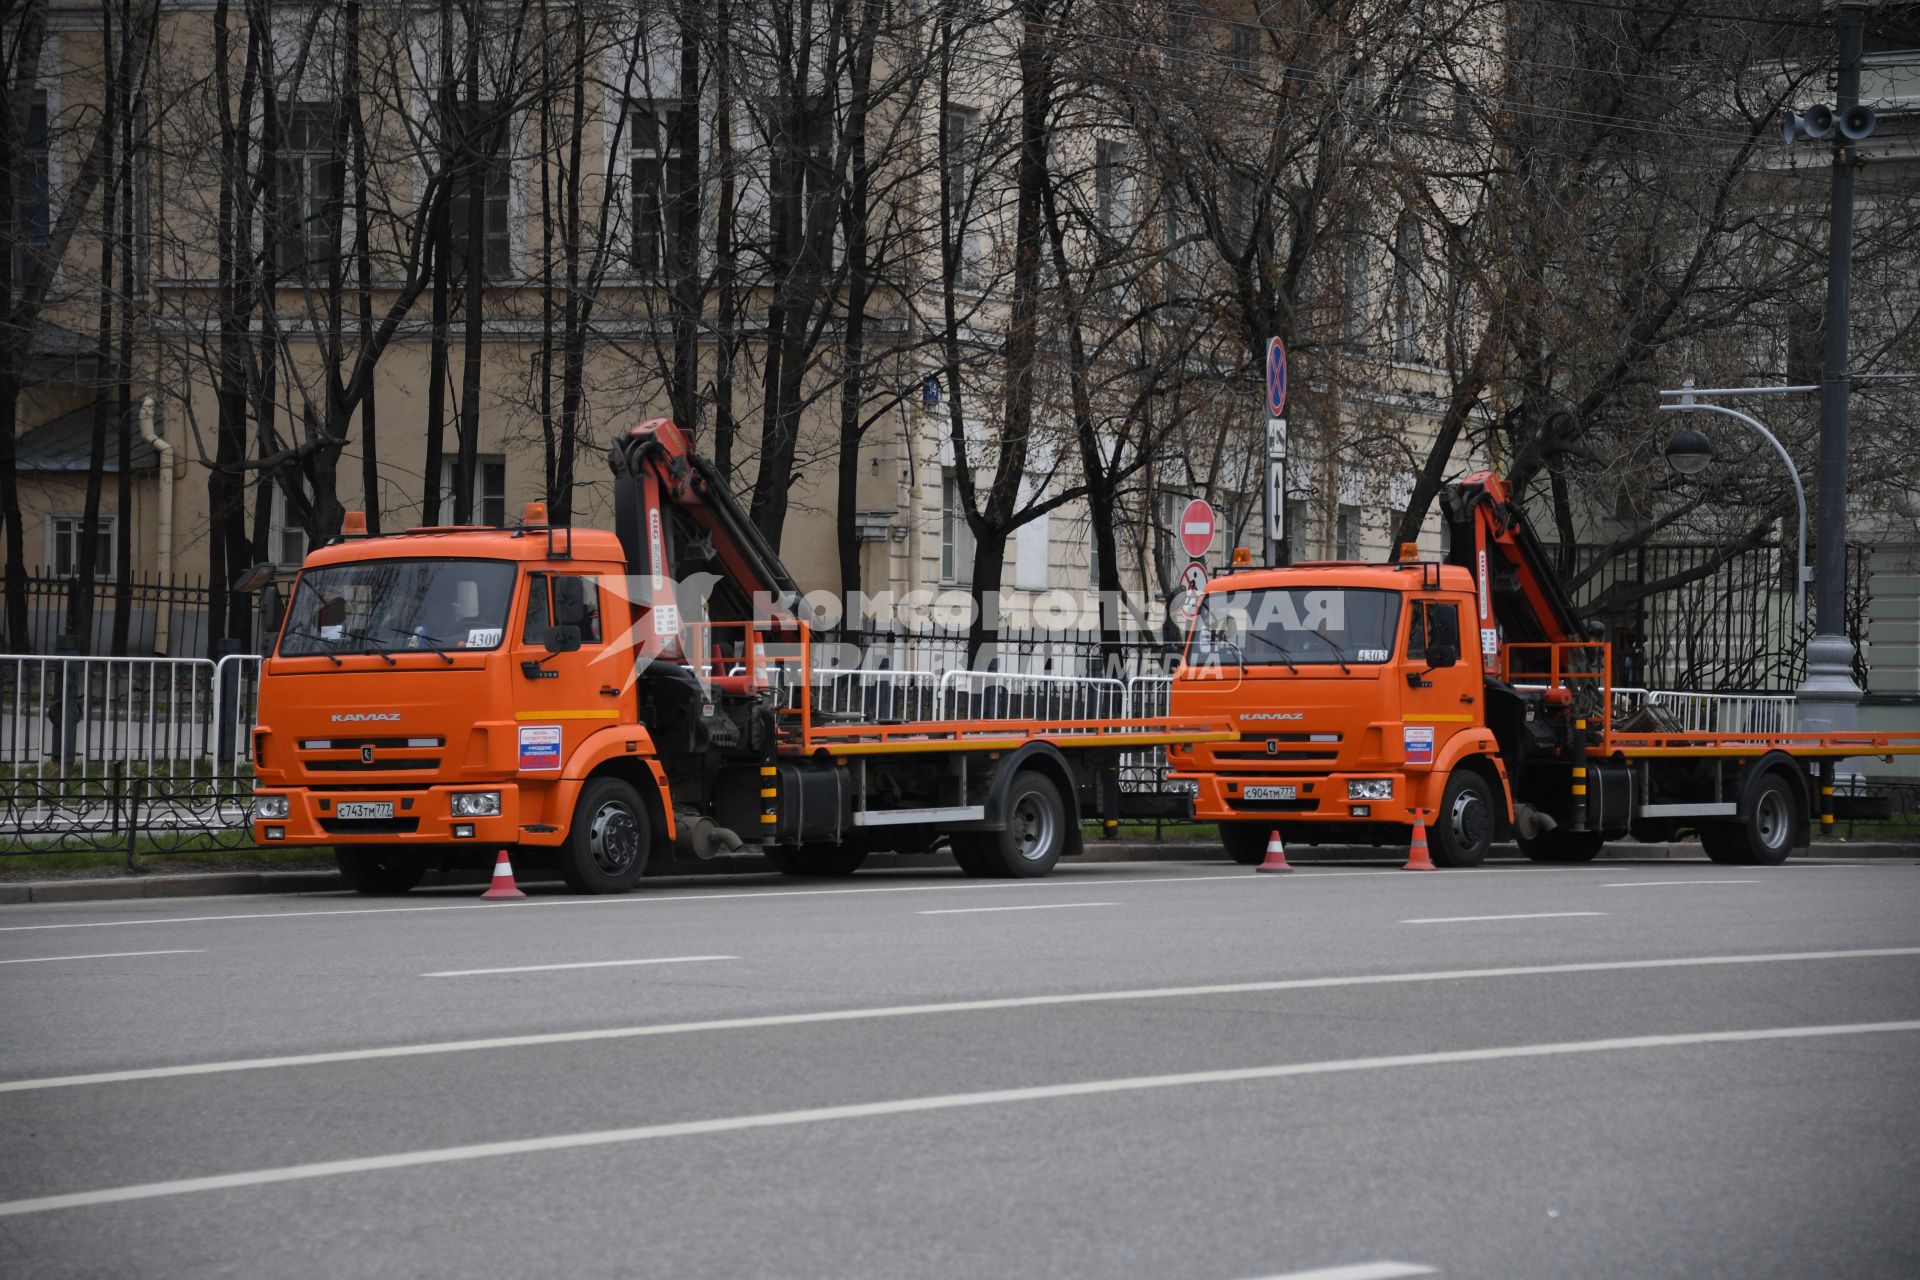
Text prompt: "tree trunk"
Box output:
[[70, 0, 118, 651], [966, 0, 1051, 662], [453, 2, 485, 525], [346, 1, 379, 533]]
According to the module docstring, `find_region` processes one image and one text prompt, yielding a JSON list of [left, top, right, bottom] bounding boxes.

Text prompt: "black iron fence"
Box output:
[[1542, 541, 1871, 693], [0, 769, 257, 861], [0, 573, 216, 658]]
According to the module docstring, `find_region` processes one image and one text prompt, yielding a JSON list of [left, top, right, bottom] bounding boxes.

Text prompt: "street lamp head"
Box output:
[[1665, 428, 1714, 477]]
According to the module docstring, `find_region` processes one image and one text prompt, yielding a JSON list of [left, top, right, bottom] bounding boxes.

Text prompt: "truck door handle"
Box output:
[[1460, 694, 1475, 704], [599, 686, 620, 697]]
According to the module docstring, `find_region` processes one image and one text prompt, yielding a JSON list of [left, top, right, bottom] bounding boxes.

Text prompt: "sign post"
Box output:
[[1265, 338, 1289, 566]]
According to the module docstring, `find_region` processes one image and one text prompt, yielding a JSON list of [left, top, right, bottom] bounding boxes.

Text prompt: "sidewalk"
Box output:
[[2, 837, 1913, 904]]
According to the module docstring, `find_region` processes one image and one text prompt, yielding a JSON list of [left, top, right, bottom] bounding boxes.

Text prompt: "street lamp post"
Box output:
[[1659, 384, 1809, 623]]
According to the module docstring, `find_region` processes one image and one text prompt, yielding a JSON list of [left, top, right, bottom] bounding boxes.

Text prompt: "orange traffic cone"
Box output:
[[1255, 828, 1293, 873], [481, 850, 526, 900], [1402, 813, 1436, 871]]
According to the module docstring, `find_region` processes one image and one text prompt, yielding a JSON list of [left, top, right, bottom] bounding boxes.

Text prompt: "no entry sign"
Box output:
[[1179, 498, 1215, 560]]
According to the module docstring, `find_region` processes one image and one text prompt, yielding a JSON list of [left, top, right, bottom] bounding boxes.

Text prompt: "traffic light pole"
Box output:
[[1797, 0, 1867, 731]]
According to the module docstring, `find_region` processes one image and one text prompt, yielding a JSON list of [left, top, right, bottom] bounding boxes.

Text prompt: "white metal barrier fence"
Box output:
[[1, 654, 262, 779], [1610, 686, 1798, 735], [936, 670, 1125, 723], [1120, 675, 1194, 795]]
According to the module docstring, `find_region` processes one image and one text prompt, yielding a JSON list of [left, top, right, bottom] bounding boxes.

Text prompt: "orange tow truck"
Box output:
[[1168, 471, 1920, 867], [251, 419, 1232, 894]]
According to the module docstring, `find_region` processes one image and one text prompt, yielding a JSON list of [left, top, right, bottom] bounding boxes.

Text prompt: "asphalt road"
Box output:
[[1, 856, 1916, 1279]]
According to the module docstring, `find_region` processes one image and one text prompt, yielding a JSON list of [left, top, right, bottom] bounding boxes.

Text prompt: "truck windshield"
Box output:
[[279, 559, 517, 657], [1189, 588, 1402, 668]]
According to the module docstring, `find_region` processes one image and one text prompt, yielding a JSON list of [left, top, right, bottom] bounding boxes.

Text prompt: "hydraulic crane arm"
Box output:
[[608, 418, 801, 656], [1441, 470, 1590, 672]]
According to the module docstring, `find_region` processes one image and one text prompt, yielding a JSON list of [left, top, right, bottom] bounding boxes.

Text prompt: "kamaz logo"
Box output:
[[331, 713, 401, 722], [1242, 712, 1303, 721]]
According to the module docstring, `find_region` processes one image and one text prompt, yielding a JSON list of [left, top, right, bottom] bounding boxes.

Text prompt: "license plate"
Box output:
[[336, 801, 394, 820], [1243, 785, 1297, 801]]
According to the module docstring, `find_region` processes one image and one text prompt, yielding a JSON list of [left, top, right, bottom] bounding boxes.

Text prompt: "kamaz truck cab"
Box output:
[[1168, 557, 1508, 866]]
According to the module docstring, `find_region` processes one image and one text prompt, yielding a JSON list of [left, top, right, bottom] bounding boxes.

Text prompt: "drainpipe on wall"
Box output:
[[899, 399, 925, 598], [138, 394, 175, 654]]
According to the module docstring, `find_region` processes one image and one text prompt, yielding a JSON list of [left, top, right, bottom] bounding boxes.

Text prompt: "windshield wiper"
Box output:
[[1248, 636, 1300, 674], [1317, 634, 1354, 674], [344, 629, 398, 665], [390, 624, 457, 665], [282, 630, 343, 665]]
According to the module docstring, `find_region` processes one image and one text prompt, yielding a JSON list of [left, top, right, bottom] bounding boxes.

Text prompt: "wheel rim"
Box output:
[[1011, 791, 1057, 861], [588, 801, 641, 874], [1450, 787, 1490, 852], [1755, 789, 1789, 851]]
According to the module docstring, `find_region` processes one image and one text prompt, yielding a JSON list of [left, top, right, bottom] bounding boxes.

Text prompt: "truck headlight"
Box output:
[[1347, 779, 1393, 801], [255, 794, 290, 820], [451, 791, 502, 817]]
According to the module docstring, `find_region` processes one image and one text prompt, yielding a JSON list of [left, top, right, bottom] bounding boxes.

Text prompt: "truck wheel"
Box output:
[[1516, 830, 1606, 863], [948, 837, 996, 877], [561, 777, 652, 893], [763, 841, 868, 877], [334, 846, 426, 895], [1707, 771, 1800, 867], [1430, 770, 1495, 868], [965, 772, 1068, 878], [1220, 823, 1271, 866]]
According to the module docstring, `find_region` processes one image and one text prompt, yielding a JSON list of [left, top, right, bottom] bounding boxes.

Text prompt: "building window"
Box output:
[[439, 455, 508, 526], [1285, 499, 1311, 559], [940, 469, 974, 585], [1343, 236, 1370, 346], [276, 101, 344, 276], [1229, 23, 1259, 75], [1096, 138, 1131, 237], [1393, 213, 1424, 364], [449, 103, 512, 280], [631, 100, 691, 275], [1389, 508, 1408, 552], [18, 93, 50, 282], [943, 106, 977, 281], [267, 488, 307, 568], [1335, 504, 1359, 560], [47, 515, 114, 579]]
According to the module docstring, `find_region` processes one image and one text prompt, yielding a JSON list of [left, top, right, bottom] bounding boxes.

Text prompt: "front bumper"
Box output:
[[1181, 771, 1422, 824], [253, 784, 545, 847]]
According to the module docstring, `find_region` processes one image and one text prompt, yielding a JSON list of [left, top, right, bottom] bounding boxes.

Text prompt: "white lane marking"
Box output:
[[0, 859, 1871, 935], [1604, 881, 1760, 889], [1244, 1264, 1437, 1280], [0, 868, 1529, 934], [0, 949, 204, 966], [1401, 912, 1606, 924], [5, 946, 1916, 1095], [424, 955, 737, 978], [918, 902, 1116, 916], [3, 1020, 1914, 1218]]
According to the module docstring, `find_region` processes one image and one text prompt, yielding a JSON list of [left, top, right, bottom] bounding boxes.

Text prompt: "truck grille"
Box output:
[[306, 758, 442, 772]]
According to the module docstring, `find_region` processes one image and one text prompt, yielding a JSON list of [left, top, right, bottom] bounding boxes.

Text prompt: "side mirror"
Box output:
[[543, 625, 582, 654], [1428, 642, 1459, 669], [317, 597, 348, 629]]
